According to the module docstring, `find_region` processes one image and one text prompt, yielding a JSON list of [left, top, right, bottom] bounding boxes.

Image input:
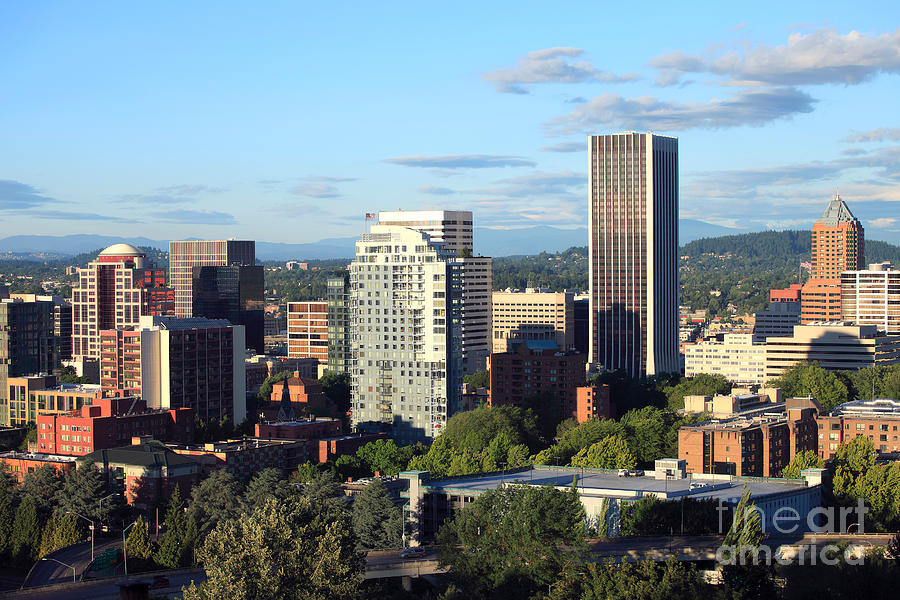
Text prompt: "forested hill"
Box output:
[[681, 229, 900, 266]]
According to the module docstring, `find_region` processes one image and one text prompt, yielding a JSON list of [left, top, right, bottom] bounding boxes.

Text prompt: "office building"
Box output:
[[35, 396, 194, 456], [137, 315, 247, 423], [684, 387, 784, 418], [573, 295, 589, 356], [287, 301, 329, 363], [488, 342, 586, 419], [678, 401, 819, 477], [841, 262, 900, 334], [491, 290, 574, 353], [349, 225, 461, 442], [377, 210, 473, 254], [378, 210, 492, 375], [11, 294, 73, 360], [327, 274, 352, 374], [168, 240, 255, 318], [401, 460, 823, 541], [765, 323, 900, 380], [71, 244, 171, 360], [169, 438, 306, 480], [816, 398, 900, 460], [5, 375, 98, 427], [753, 298, 801, 342], [0, 299, 57, 426], [192, 264, 265, 353], [683, 333, 766, 386], [801, 196, 864, 323], [0, 451, 76, 483], [589, 133, 679, 377]]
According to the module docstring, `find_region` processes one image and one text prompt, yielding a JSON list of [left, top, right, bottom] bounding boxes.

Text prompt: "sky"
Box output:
[[2, 1, 900, 244]]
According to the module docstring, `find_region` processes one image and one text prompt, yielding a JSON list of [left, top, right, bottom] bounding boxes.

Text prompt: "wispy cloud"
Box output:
[[0, 180, 61, 210], [870, 217, 898, 228], [418, 185, 456, 195], [117, 194, 193, 205], [289, 176, 358, 198], [539, 141, 585, 153], [483, 47, 638, 94], [155, 184, 225, 195], [153, 209, 237, 225], [650, 27, 900, 87], [546, 87, 815, 134], [384, 154, 536, 169], [842, 127, 900, 143], [6, 209, 134, 223]]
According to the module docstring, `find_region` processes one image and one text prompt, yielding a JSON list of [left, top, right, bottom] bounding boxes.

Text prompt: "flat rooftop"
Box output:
[[260, 419, 339, 427], [417, 466, 810, 502], [0, 451, 77, 463]]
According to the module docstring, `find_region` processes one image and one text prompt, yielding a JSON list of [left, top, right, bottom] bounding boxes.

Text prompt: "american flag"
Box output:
[[365, 213, 376, 220], [800, 261, 812, 271]]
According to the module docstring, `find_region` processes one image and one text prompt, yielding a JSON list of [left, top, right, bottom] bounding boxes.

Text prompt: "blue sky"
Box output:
[[2, 1, 900, 244]]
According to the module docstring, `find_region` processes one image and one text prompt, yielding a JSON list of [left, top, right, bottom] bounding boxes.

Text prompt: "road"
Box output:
[[22, 537, 122, 588]]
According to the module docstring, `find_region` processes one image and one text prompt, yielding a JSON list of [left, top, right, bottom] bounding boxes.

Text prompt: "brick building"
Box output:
[[82, 439, 201, 508], [255, 417, 342, 441], [318, 433, 388, 463], [576, 385, 611, 423], [678, 401, 818, 478], [489, 342, 586, 419], [168, 438, 307, 480], [0, 451, 77, 482], [100, 328, 143, 395], [815, 398, 900, 460], [35, 396, 194, 456]]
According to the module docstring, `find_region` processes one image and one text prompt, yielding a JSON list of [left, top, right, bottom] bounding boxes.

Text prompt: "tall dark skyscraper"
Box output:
[[169, 240, 256, 318], [589, 133, 679, 377], [191, 265, 265, 355]]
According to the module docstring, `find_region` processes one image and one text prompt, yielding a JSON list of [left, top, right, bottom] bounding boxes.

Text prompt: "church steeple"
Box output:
[[276, 378, 296, 421]]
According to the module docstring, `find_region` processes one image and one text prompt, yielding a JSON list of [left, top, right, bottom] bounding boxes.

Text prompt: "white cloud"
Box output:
[[842, 127, 900, 143], [650, 27, 900, 87], [483, 47, 638, 94], [545, 87, 815, 134], [870, 217, 898, 228]]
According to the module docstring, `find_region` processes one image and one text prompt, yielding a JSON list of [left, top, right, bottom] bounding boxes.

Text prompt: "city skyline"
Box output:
[[2, 3, 900, 243]]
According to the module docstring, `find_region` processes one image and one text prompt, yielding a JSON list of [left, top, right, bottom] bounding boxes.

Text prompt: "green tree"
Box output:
[[182, 497, 364, 600], [302, 471, 344, 503], [720, 486, 775, 600], [436, 484, 586, 599], [295, 461, 321, 483], [547, 559, 703, 600], [257, 369, 294, 403], [10, 495, 41, 564], [351, 478, 402, 550], [830, 436, 900, 530], [126, 516, 155, 561], [187, 469, 244, 539], [569, 435, 636, 469], [0, 466, 19, 558], [56, 461, 123, 523], [355, 439, 425, 477], [462, 369, 490, 390], [319, 371, 351, 415], [831, 435, 878, 506], [39, 511, 82, 556], [242, 468, 295, 512], [780, 449, 824, 479], [769, 362, 850, 411], [155, 485, 190, 569], [22, 465, 65, 518], [662, 373, 732, 411]]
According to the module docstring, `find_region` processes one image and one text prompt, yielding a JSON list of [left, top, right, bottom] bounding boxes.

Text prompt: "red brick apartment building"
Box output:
[[679, 402, 818, 478], [35, 396, 194, 456], [255, 417, 342, 441], [816, 398, 900, 460], [169, 438, 307, 480], [576, 385, 611, 423], [489, 342, 586, 418], [83, 438, 201, 508]]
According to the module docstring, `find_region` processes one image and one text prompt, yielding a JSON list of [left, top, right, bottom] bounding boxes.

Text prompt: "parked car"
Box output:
[[150, 575, 170, 589], [399, 546, 427, 559]]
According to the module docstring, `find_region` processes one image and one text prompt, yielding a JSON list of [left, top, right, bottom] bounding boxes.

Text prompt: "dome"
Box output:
[[99, 243, 145, 257]]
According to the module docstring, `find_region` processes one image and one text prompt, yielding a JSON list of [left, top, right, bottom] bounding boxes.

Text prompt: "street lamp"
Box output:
[[66, 510, 95, 563], [41, 557, 77, 583]]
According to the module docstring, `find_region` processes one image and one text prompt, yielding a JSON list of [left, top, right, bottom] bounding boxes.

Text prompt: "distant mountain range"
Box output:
[[0, 219, 744, 261]]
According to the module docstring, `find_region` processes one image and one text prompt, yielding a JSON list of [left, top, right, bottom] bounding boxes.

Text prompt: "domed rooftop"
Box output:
[[99, 243, 145, 257]]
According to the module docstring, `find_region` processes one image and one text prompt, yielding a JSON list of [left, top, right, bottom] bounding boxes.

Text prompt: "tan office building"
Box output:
[[683, 333, 766, 386], [491, 290, 574, 353], [765, 323, 900, 380], [287, 301, 329, 363]]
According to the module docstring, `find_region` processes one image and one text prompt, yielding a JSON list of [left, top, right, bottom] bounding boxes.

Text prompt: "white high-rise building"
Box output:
[[589, 133, 679, 376], [841, 262, 900, 334], [378, 210, 491, 374], [349, 225, 462, 442]]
